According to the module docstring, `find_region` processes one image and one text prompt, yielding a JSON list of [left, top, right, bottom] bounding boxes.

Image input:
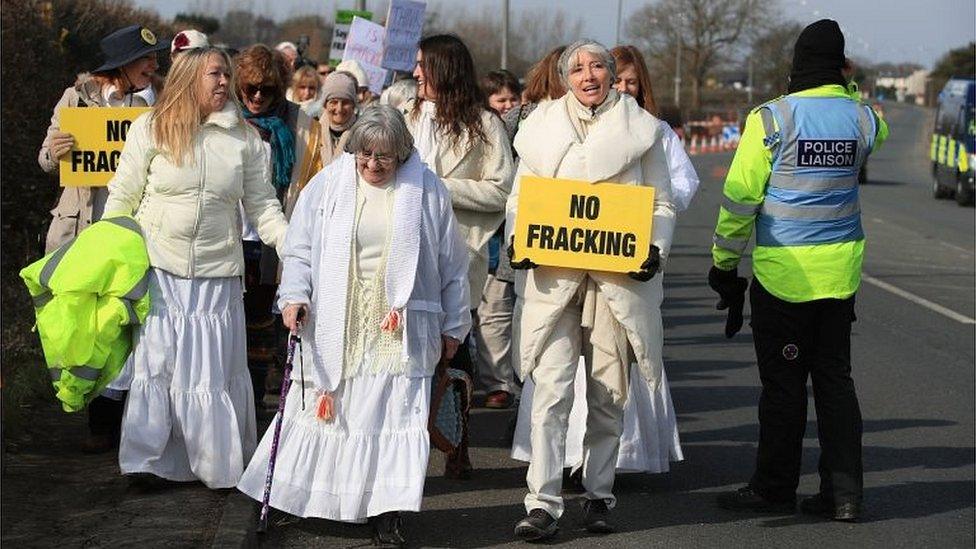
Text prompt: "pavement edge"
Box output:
[[211, 491, 259, 548]]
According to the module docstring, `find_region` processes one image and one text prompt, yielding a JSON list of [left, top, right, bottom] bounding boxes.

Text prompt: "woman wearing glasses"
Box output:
[[237, 106, 470, 547], [234, 44, 323, 412]]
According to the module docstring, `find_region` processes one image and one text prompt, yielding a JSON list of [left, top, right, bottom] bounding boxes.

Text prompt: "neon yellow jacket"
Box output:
[[20, 215, 150, 412], [712, 84, 889, 302]]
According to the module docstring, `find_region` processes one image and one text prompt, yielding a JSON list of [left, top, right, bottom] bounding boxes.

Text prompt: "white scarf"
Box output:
[[313, 152, 424, 390], [413, 100, 439, 167]]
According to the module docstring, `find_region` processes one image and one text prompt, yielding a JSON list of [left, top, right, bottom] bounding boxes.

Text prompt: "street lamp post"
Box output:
[[501, 0, 509, 70]]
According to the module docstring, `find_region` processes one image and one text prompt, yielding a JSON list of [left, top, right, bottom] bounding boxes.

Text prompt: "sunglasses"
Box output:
[[242, 84, 276, 97], [317, 70, 330, 76]]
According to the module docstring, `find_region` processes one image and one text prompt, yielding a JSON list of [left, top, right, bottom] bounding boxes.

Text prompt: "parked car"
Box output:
[[931, 78, 975, 206]]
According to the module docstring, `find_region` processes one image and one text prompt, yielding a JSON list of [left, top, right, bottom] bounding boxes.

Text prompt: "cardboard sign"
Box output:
[[342, 16, 388, 96], [329, 9, 373, 66], [58, 107, 149, 187], [382, 0, 426, 72], [512, 176, 655, 273]]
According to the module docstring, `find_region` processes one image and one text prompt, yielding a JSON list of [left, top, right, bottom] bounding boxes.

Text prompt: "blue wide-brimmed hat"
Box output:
[[93, 25, 170, 73]]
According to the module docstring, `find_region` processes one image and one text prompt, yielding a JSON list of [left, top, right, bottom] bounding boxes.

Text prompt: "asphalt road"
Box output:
[[263, 102, 975, 548]]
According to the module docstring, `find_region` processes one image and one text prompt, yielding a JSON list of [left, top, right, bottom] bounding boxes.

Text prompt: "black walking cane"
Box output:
[[257, 310, 304, 533]]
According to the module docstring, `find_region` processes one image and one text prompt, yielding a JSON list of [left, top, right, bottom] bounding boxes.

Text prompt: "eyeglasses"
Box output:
[[355, 151, 396, 167], [242, 84, 276, 97]]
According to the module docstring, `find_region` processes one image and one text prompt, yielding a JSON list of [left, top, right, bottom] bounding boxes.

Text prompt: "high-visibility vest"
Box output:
[[754, 96, 875, 247], [20, 215, 151, 412]]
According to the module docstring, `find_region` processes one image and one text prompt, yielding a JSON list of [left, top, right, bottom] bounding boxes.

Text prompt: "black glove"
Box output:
[[507, 236, 537, 270], [628, 245, 661, 282], [708, 266, 748, 338]]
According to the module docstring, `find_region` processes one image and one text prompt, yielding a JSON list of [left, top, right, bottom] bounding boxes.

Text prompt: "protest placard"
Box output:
[[58, 107, 149, 187], [329, 9, 372, 66], [381, 0, 426, 72], [343, 16, 388, 96], [512, 176, 655, 273]]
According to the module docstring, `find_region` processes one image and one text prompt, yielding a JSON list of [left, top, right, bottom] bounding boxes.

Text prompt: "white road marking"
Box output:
[[862, 273, 976, 325]]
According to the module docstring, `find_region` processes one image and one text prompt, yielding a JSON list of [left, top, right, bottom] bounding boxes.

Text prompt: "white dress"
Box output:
[[511, 357, 682, 473], [119, 268, 257, 488], [237, 176, 432, 521]]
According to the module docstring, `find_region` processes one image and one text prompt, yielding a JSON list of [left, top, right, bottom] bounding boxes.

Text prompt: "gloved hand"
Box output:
[[628, 244, 661, 282], [508, 236, 537, 270], [48, 131, 75, 161], [708, 266, 748, 338]]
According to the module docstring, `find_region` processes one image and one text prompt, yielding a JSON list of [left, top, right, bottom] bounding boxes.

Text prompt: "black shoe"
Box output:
[[800, 493, 862, 522], [370, 511, 406, 548], [514, 508, 558, 542], [716, 486, 795, 513], [581, 499, 615, 534]]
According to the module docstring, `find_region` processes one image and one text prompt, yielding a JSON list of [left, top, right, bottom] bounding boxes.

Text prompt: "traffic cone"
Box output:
[[711, 136, 720, 153], [689, 135, 699, 155]]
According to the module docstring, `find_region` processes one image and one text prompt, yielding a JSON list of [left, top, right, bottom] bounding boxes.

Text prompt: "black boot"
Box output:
[[370, 511, 406, 548], [716, 485, 795, 513], [800, 493, 862, 522], [581, 498, 615, 533], [514, 508, 558, 541]]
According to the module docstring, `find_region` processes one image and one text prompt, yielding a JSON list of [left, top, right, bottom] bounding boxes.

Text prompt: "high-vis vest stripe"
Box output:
[[755, 96, 874, 247]]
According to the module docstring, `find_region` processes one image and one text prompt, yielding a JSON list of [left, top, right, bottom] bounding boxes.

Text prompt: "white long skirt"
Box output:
[[512, 358, 683, 473], [119, 268, 256, 489], [238, 373, 432, 522]]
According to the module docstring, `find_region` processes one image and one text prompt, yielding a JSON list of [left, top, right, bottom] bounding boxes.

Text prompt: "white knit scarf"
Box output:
[[413, 100, 439, 166], [313, 152, 424, 387]]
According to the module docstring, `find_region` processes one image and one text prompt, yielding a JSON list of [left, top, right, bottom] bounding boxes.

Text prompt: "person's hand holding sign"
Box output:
[[508, 236, 538, 270], [48, 131, 76, 162], [627, 244, 660, 282]]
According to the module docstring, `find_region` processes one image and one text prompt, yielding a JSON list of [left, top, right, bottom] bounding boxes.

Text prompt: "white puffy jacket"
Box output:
[[105, 102, 288, 278]]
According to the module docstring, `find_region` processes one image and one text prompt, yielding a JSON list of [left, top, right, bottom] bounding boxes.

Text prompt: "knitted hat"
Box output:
[[788, 19, 848, 93], [322, 71, 358, 103], [171, 29, 209, 54], [791, 19, 845, 73], [335, 59, 370, 89]]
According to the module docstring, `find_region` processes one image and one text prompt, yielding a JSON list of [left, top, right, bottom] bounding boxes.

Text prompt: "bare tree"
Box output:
[[627, 0, 766, 109], [749, 21, 803, 100]]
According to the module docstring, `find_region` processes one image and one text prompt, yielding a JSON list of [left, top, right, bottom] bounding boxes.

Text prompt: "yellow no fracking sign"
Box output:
[[512, 176, 655, 273], [58, 107, 149, 187]]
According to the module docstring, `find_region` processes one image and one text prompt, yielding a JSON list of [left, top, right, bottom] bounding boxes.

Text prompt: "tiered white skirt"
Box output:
[[118, 269, 256, 488], [237, 373, 432, 522], [512, 358, 683, 473]]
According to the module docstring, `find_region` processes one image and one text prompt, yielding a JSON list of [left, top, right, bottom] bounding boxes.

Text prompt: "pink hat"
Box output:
[[171, 30, 209, 54]]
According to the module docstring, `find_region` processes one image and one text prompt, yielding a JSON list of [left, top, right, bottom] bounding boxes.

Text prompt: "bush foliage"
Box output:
[[1, 0, 173, 439]]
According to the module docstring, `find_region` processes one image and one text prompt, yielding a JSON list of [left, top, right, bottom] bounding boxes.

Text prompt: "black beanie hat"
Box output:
[[788, 19, 847, 93]]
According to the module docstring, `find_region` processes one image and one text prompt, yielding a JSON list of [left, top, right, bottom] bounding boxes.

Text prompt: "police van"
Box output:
[[931, 78, 975, 206]]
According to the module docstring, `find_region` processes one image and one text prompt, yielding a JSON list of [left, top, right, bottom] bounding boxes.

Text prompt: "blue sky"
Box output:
[[134, 0, 975, 68]]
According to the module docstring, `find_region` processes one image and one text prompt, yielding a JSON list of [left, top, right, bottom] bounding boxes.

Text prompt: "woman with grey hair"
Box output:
[[237, 105, 471, 546], [505, 39, 676, 541]]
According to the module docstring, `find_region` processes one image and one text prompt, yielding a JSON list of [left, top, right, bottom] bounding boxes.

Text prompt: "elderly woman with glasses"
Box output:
[[506, 40, 676, 541], [237, 105, 470, 547]]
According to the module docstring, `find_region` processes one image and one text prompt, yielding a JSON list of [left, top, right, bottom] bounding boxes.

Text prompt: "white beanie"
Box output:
[[171, 30, 209, 54], [336, 59, 370, 89]]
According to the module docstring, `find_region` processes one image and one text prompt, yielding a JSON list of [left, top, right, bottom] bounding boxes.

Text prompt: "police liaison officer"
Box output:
[[709, 20, 889, 521]]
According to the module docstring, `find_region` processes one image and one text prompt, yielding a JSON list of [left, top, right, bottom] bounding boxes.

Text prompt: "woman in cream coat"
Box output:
[[406, 33, 514, 478], [105, 47, 288, 489], [507, 40, 676, 541]]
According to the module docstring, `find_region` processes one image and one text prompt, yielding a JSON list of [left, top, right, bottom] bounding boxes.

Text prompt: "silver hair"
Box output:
[[558, 39, 617, 87], [343, 105, 415, 164], [379, 79, 419, 111]]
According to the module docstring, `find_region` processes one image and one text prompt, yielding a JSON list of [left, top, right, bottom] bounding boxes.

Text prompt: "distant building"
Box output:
[[876, 69, 931, 105]]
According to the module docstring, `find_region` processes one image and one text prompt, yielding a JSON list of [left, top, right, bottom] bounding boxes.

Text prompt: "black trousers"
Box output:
[[88, 394, 125, 439], [748, 279, 863, 504]]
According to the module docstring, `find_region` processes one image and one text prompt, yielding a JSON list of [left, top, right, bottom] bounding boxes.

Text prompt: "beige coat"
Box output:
[[405, 103, 515, 308], [505, 93, 677, 389], [104, 102, 288, 278], [39, 78, 154, 252]]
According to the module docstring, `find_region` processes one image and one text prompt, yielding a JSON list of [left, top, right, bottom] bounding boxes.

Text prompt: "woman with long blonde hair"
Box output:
[[104, 46, 288, 489]]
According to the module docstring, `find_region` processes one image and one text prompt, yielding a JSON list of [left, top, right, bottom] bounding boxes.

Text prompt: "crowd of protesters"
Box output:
[[34, 16, 882, 547]]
